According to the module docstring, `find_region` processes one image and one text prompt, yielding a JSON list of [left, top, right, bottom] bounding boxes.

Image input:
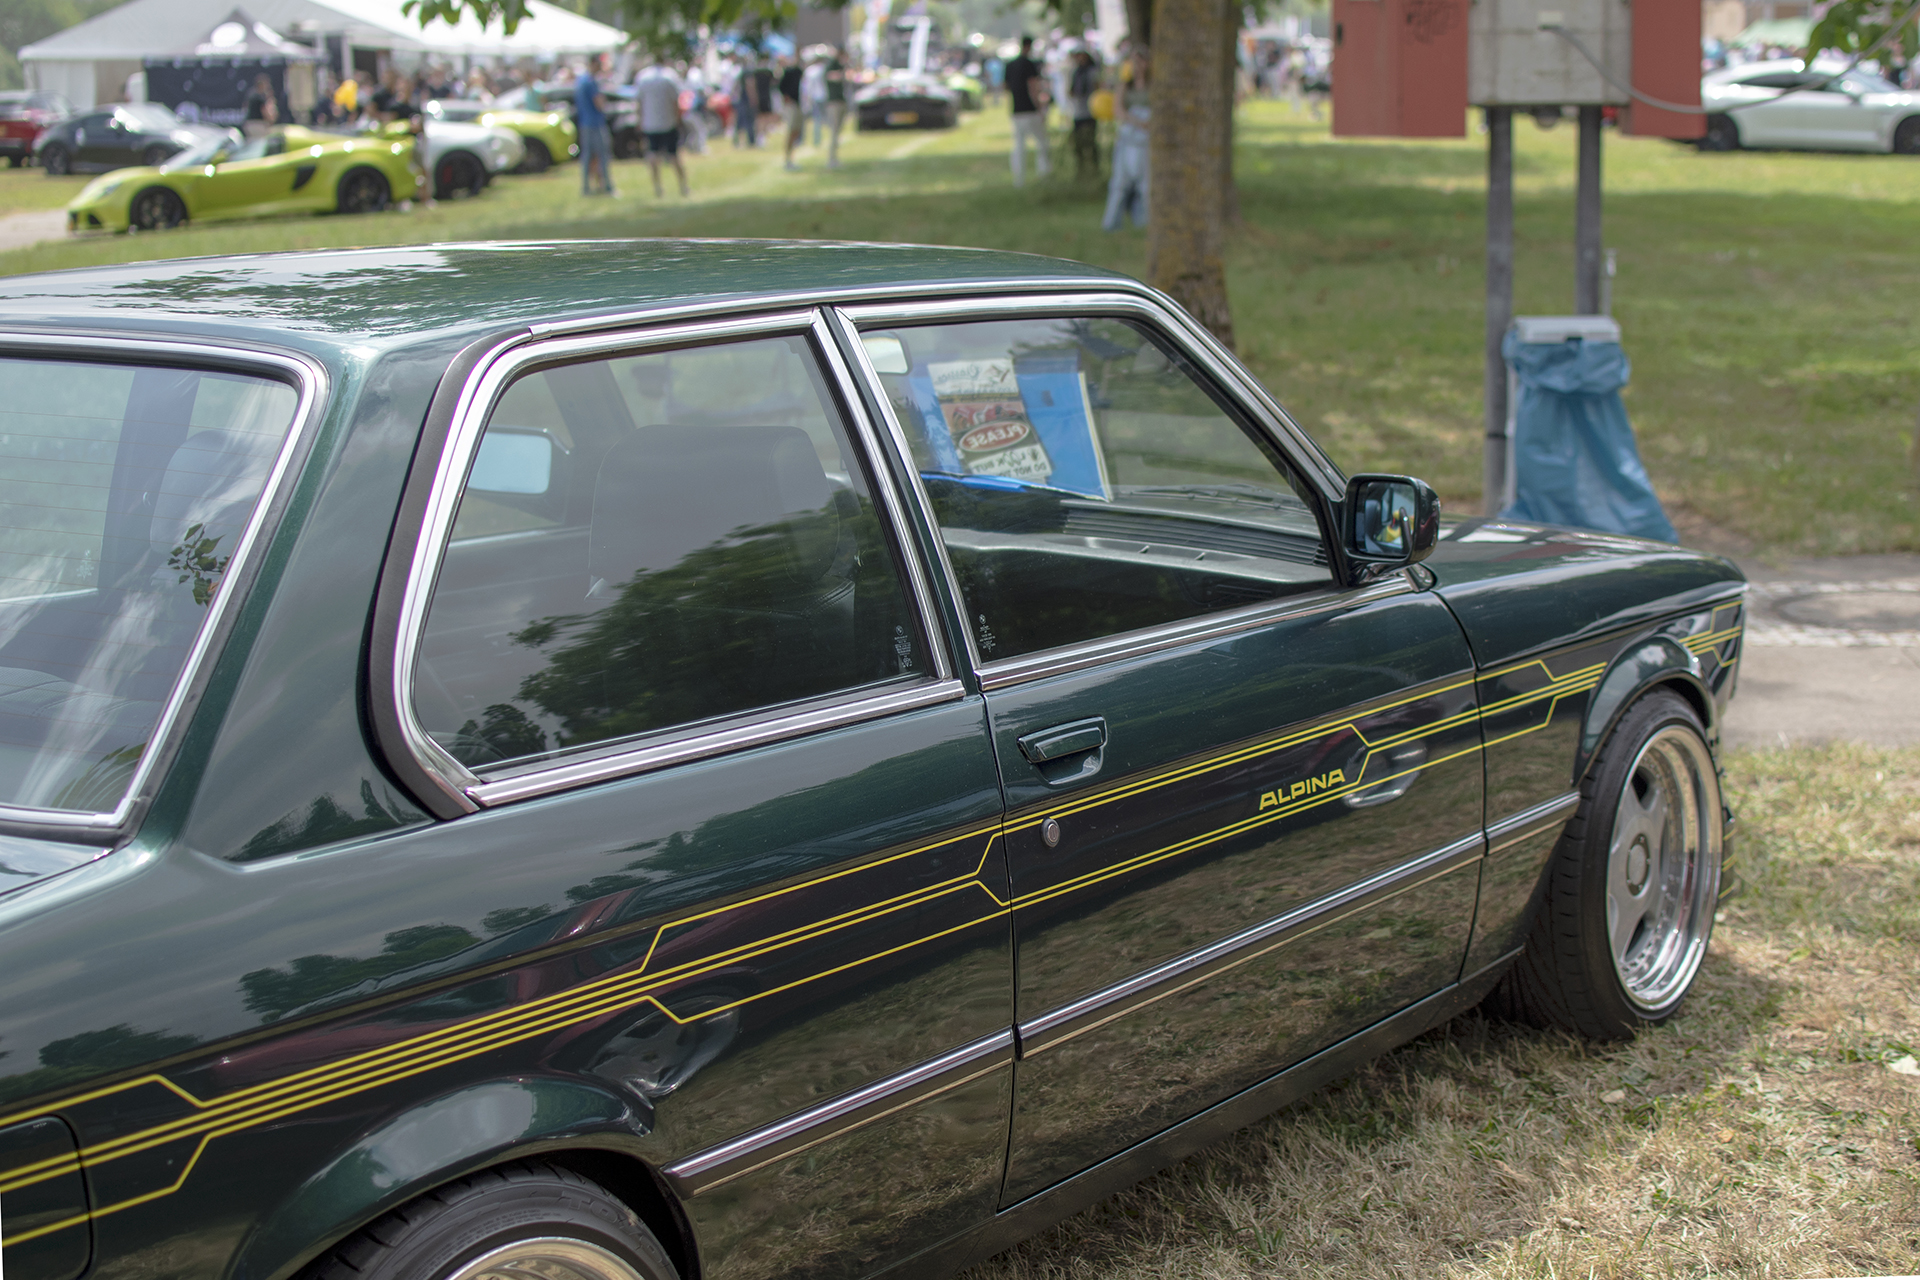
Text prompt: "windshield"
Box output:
[[160, 137, 225, 170], [0, 358, 299, 816], [1842, 69, 1899, 94], [118, 102, 180, 131]]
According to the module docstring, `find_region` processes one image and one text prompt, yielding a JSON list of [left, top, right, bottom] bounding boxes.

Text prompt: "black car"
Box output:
[[0, 241, 1742, 1280], [31, 102, 234, 177], [855, 73, 961, 130]]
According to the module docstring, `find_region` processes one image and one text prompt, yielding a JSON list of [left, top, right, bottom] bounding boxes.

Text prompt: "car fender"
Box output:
[[1575, 633, 1712, 783], [229, 1076, 648, 1280]]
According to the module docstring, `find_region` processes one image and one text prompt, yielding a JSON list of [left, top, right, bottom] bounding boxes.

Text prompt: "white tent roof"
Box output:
[[22, 0, 625, 61]]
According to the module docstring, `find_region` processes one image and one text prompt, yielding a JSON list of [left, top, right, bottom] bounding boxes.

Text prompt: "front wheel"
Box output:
[[129, 186, 187, 231], [40, 143, 70, 176], [1699, 114, 1741, 151], [302, 1162, 678, 1280], [141, 143, 173, 167], [520, 137, 552, 173], [1894, 116, 1920, 154], [336, 167, 390, 214], [1487, 690, 1722, 1040], [434, 150, 487, 199]]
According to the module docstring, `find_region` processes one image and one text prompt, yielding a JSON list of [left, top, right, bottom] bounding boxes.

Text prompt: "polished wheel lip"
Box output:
[[442, 1236, 646, 1280], [1606, 723, 1721, 1013]]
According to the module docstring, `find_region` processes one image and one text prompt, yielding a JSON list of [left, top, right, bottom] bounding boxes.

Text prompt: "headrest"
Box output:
[[150, 430, 262, 567], [589, 425, 837, 596]]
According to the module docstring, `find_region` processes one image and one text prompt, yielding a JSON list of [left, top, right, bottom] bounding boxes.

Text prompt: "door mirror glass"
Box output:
[[468, 427, 554, 494], [1344, 474, 1439, 569], [861, 333, 910, 375]]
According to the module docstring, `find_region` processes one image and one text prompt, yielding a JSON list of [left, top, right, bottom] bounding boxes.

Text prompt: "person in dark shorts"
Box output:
[[634, 56, 689, 196]]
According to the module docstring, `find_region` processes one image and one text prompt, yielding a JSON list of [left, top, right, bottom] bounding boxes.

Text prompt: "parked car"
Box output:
[[63, 125, 421, 232], [417, 117, 524, 197], [424, 98, 577, 172], [32, 101, 233, 176], [0, 241, 1743, 1280], [0, 91, 71, 168], [855, 72, 961, 129], [1700, 57, 1920, 152]]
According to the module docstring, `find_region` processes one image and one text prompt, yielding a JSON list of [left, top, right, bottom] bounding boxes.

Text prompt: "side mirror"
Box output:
[[470, 428, 558, 495], [861, 332, 911, 375], [1343, 473, 1440, 577]]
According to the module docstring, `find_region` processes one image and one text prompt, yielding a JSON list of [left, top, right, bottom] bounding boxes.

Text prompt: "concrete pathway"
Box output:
[[1721, 554, 1920, 749], [0, 209, 66, 253]]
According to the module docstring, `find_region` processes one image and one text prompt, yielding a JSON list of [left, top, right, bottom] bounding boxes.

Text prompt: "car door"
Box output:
[[841, 297, 1486, 1204], [1766, 73, 1880, 149], [370, 312, 1017, 1279], [68, 112, 118, 170], [205, 135, 295, 215]]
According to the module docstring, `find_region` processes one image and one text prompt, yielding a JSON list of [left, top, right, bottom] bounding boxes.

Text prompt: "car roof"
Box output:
[[0, 239, 1133, 358]]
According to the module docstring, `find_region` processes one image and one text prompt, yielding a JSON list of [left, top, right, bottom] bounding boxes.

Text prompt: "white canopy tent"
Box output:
[[22, 0, 626, 109]]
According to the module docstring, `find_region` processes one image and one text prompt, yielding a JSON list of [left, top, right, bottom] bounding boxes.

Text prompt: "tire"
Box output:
[[141, 144, 173, 167], [434, 150, 487, 200], [129, 187, 187, 231], [1894, 117, 1920, 155], [336, 167, 390, 215], [303, 1161, 678, 1280], [41, 143, 70, 176], [520, 138, 552, 173], [1486, 690, 1722, 1040], [1699, 114, 1741, 151]]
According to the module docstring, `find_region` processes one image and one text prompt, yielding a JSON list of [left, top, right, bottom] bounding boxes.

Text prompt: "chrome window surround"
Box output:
[[664, 1028, 1015, 1196], [830, 295, 1390, 689], [1016, 830, 1487, 1057], [390, 309, 961, 814], [0, 333, 326, 836]]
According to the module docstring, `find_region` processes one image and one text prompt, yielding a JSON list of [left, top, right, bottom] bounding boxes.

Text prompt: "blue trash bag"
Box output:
[[1500, 330, 1677, 543]]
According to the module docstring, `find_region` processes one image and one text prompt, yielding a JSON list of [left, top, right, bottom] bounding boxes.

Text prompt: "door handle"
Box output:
[[1017, 717, 1107, 765]]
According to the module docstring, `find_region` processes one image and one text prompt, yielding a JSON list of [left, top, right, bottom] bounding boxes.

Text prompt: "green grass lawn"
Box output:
[[4, 104, 1917, 556]]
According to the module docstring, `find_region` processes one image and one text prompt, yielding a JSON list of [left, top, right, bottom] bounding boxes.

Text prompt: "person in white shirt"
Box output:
[[633, 57, 690, 197]]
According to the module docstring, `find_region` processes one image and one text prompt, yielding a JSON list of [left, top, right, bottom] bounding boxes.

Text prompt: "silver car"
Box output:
[[1701, 58, 1920, 153], [423, 118, 525, 198]]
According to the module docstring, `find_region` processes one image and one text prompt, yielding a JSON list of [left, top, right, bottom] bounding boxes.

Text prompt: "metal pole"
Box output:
[[1575, 104, 1603, 314], [1484, 106, 1514, 518]]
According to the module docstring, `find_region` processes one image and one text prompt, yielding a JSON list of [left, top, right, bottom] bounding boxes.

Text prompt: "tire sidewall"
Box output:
[[1571, 690, 1719, 1032], [1895, 117, 1920, 154]]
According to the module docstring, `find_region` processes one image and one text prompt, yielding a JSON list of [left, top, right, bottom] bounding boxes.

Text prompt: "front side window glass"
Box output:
[[413, 333, 927, 772], [0, 358, 299, 813], [868, 315, 1328, 664]]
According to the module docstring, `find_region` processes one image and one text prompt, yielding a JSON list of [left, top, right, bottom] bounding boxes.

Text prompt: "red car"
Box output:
[[0, 90, 71, 167]]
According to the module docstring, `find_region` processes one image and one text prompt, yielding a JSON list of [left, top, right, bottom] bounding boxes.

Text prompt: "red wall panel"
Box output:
[[1624, 0, 1704, 137], [1332, 0, 1467, 138]]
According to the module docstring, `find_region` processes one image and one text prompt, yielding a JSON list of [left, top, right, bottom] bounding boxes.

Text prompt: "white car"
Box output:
[[423, 118, 524, 198], [1701, 58, 1920, 153]]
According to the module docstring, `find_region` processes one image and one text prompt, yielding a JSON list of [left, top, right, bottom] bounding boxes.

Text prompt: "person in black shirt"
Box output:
[[1068, 49, 1099, 177], [777, 56, 805, 170], [1005, 35, 1050, 186]]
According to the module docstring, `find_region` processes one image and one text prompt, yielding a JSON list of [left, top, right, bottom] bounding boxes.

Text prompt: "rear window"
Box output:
[[0, 358, 299, 816]]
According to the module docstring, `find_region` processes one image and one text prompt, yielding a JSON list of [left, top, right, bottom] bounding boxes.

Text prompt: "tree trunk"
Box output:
[[1220, 0, 1240, 224], [1148, 0, 1234, 348]]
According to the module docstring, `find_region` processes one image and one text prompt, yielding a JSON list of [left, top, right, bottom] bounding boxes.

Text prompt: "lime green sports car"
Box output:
[[67, 126, 423, 234], [425, 99, 577, 172]]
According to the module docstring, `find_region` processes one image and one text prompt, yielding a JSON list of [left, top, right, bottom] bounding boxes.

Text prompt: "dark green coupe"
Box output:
[[0, 242, 1742, 1280]]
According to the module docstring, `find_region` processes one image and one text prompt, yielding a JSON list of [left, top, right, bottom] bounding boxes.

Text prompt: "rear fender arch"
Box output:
[[1575, 635, 1713, 785], [229, 1076, 692, 1280]]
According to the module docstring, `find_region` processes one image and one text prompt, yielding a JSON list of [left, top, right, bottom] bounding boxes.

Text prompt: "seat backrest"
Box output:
[[149, 429, 262, 588], [588, 424, 838, 599]]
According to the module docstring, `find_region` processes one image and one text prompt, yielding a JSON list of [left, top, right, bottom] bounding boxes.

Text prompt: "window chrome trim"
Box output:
[[467, 678, 965, 806], [975, 575, 1412, 691], [1487, 790, 1582, 852], [391, 309, 964, 812], [808, 310, 952, 683], [837, 291, 1348, 498], [835, 293, 1361, 690], [1018, 830, 1486, 1057], [664, 1028, 1015, 1196], [0, 332, 326, 835]]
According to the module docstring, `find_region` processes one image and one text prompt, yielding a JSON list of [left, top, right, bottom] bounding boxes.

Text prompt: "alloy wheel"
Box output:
[[443, 1238, 649, 1280], [1605, 723, 1720, 1012]]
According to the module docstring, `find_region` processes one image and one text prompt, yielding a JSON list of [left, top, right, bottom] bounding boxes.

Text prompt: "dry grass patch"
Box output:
[[963, 745, 1920, 1280]]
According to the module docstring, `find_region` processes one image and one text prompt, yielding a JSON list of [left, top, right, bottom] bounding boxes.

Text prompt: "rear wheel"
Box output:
[[141, 143, 172, 167], [520, 138, 552, 173], [40, 143, 70, 175], [1699, 114, 1741, 151], [336, 167, 390, 214], [302, 1161, 677, 1280], [1486, 690, 1722, 1040], [129, 187, 187, 231], [1894, 116, 1920, 154], [434, 150, 487, 199]]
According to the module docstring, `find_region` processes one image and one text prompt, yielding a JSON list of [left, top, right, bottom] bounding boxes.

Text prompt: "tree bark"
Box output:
[[1148, 0, 1234, 348], [1220, 0, 1240, 224]]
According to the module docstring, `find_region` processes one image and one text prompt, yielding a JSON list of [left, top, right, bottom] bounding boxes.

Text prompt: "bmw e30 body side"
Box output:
[[0, 242, 1744, 1280]]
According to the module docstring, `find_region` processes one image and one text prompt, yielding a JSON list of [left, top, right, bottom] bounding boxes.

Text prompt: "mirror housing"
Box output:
[[1342, 473, 1440, 579]]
